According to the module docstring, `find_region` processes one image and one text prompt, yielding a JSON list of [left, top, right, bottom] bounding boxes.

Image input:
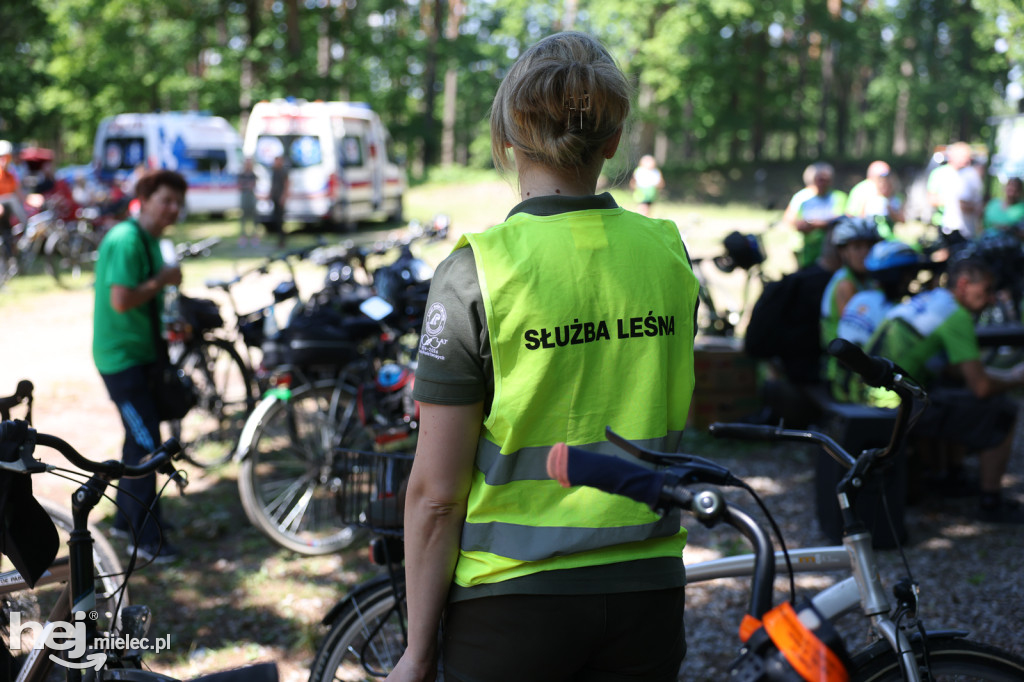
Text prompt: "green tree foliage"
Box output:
[[0, 0, 1018, 175]]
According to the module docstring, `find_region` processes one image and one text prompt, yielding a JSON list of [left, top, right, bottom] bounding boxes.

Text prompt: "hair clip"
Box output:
[[565, 93, 591, 129]]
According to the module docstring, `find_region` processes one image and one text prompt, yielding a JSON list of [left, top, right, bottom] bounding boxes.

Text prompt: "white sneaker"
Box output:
[[127, 542, 182, 565]]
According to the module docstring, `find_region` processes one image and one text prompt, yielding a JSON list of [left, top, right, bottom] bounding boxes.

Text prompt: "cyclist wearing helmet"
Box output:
[[820, 218, 880, 349], [390, 32, 696, 682], [830, 240, 925, 400], [862, 256, 1024, 523]]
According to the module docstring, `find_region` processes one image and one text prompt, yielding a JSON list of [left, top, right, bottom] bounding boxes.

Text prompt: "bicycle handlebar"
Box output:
[[711, 341, 924, 478], [175, 236, 222, 261], [827, 338, 927, 399], [204, 243, 319, 292], [546, 441, 777, 619], [0, 420, 182, 478], [708, 423, 855, 468]]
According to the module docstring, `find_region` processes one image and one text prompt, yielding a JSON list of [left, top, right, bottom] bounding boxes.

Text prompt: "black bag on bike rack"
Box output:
[[0, 420, 59, 588], [179, 294, 224, 333]]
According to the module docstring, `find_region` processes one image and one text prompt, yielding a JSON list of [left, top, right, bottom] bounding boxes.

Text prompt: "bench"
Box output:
[[806, 391, 908, 549]]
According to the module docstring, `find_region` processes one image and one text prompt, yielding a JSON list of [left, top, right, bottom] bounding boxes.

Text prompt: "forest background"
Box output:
[[3, 0, 1024, 194]]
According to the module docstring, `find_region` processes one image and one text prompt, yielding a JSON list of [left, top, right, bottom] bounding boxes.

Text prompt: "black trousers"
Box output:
[[100, 363, 165, 545], [441, 587, 686, 682]]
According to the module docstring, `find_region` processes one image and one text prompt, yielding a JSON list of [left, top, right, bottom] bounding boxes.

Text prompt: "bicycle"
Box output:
[[162, 237, 260, 469], [235, 222, 443, 556], [307, 339, 1024, 681], [0, 419, 279, 682], [306, 450, 410, 681], [199, 243, 319, 397], [546, 338, 1024, 681], [43, 206, 108, 291], [0, 380, 130, 666], [0, 207, 58, 288], [691, 230, 768, 337]]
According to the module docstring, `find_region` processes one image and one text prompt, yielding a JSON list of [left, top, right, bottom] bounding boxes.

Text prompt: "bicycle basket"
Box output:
[[180, 295, 224, 333], [334, 450, 413, 536]]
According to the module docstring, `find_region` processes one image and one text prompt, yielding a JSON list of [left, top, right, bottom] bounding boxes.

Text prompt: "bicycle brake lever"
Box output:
[[0, 423, 48, 474]]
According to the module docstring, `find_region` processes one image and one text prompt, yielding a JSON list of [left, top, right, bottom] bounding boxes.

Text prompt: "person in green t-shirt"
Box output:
[[983, 177, 1024, 237], [863, 256, 1024, 523], [93, 169, 186, 563]]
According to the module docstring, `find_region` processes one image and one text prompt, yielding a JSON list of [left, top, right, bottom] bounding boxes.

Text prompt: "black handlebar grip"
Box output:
[[707, 422, 780, 442], [827, 338, 894, 388]]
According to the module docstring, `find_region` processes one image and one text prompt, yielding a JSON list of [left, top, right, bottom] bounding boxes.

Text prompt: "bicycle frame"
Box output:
[[3, 567, 75, 681], [1, 475, 113, 682], [686, 543, 914, 667]]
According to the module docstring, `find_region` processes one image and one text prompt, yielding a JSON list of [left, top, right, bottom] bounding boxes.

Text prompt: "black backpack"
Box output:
[[744, 264, 832, 384]]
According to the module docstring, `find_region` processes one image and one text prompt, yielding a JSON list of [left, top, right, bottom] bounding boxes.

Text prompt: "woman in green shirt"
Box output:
[[983, 177, 1024, 236]]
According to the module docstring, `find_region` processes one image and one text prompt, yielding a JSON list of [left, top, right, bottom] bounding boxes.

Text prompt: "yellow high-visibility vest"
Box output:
[[453, 205, 699, 588]]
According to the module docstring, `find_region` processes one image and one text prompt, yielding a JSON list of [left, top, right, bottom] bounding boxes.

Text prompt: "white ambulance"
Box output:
[[242, 99, 405, 227], [93, 111, 243, 215]]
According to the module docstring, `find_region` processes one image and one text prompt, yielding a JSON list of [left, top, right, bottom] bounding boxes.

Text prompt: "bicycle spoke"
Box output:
[[261, 471, 318, 525]]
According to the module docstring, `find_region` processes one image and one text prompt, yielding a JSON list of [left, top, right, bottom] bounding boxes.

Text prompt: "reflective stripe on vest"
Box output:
[[454, 207, 698, 588]]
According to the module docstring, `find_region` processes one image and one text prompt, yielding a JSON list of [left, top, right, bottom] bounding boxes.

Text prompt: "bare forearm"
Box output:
[[979, 367, 1024, 397], [402, 494, 466, 661], [111, 266, 181, 313], [112, 279, 163, 313]]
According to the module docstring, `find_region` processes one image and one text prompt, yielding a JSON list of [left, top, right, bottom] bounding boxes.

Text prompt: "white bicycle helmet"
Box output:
[[0, 140, 12, 157]]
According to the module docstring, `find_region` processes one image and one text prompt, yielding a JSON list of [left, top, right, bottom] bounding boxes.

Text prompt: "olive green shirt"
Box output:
[[92, 219, 165, 375]]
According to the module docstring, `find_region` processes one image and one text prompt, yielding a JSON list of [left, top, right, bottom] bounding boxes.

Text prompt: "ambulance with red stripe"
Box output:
[[242, 99, 405, 228], [93, 111, 243, 216]]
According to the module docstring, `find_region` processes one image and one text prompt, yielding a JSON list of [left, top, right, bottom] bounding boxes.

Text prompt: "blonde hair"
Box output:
[[490, 31, 631, 172]]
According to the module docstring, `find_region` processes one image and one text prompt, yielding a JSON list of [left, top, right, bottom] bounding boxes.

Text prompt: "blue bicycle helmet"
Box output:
[[864, 240, 922, 272], [832, 217, 881, 247]]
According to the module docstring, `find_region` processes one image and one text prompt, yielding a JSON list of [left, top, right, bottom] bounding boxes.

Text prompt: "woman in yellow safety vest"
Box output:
[[388, 31, 700, 682]]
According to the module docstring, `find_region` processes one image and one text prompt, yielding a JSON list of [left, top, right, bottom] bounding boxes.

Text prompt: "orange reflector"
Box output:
[[762, 602, 848, 682], [738, 614, 762, 643]]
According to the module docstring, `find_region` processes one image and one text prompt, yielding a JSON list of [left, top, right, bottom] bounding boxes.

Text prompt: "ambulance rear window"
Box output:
[[103, 137, 145, 171], [255, 134, 322, 169]]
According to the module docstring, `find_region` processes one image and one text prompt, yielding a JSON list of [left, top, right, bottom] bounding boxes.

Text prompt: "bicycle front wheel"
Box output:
[[309, 576, 407, 682], [46, 225, 101, 290], [238, 380, 371, 555], [172, 338, 257, 468], [850, 635, 1024, 681]]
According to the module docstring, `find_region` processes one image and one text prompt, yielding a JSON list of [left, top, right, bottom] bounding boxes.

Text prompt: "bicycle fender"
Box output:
[[233, 393, 284, 462], [321, 575, 397, 627]]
